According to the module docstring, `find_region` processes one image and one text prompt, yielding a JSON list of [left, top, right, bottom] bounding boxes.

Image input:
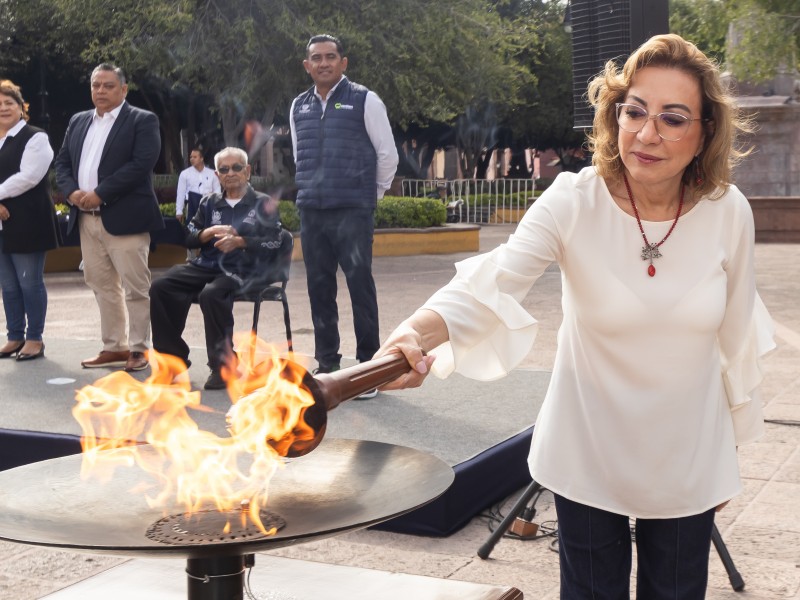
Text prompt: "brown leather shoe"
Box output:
[[81, 350, 130, 369], [124, 351, 149, 372]]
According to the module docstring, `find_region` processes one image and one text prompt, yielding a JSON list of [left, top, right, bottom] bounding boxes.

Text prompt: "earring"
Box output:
[[693, 156, 703, 186]]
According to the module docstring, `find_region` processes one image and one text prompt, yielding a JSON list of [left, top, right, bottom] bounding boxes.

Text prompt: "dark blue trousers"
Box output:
[[299, 207, 379, 369], [554, 494, 716, 600], [150, 263, 239, 370]]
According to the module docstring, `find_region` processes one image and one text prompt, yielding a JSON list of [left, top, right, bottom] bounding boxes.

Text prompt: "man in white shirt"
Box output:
[[175, 148, 220, 223], [55, 63, 163, 372]]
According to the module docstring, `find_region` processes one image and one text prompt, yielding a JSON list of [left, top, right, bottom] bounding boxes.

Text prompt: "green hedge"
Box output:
[[161, 201, 291, 225], [375, 196, 446, 229], [278, 197, 446, 232], [54, 202, 179, 218], [55, 196, 446, 232], [56, 199, 291, 227], [278, 200, 300, 232]]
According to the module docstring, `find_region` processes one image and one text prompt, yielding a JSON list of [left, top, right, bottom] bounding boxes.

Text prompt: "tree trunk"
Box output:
[[506, 146, 532, 178]]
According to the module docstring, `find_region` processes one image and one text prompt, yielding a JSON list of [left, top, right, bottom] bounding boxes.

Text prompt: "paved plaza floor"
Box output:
[[0, 224, 797, 599]]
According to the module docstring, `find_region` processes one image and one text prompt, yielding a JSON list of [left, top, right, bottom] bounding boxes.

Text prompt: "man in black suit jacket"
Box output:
[[55, 63, 164, 372]]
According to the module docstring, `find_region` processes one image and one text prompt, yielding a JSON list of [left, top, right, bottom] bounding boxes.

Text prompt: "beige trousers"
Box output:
[[78, 213, 152, 352]]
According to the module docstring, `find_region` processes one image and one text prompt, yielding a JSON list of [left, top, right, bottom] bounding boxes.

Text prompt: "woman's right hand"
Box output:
[[373, 309, 448, 391], [0, 204, 9, 221]]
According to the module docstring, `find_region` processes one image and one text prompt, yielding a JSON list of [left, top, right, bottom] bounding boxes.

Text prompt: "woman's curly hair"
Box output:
[[0, 80, 29, 122], [586, 34, 753, 199]]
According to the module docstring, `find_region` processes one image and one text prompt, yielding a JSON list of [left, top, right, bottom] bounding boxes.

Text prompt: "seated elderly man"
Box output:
[[150, 147, 284, 389]]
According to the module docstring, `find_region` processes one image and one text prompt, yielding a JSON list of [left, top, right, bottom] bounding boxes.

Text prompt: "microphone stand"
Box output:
[[477, 479, 745, 592]]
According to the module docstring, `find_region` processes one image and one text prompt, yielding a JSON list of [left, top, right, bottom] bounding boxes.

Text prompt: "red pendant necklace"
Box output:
[[622, 173, 684, 277]]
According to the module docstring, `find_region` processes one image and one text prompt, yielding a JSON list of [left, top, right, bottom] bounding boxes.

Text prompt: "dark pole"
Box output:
[[711, 525, 745, 591], [186, 555, 246, 600], [38, 58, 50, 132], [477, 480, 542, 559]]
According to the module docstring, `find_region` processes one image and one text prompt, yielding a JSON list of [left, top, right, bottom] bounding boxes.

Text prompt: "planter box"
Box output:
[[374, 224, 480, 256], [44, 247, 82, 273], [148, 245, 189, 268], [490, 208, 528, 223], [44, 244, 188, 273], [290, 224, 480, 261], [46, 216, 190, 273], [44, 224, 481, 273]]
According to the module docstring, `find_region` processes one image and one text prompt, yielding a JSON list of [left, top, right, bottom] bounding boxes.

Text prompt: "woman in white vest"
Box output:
[[0, 80, 59, 361]]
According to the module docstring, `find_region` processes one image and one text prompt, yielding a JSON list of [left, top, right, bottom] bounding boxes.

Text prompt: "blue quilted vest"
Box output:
[[293, 77, 378, 209]]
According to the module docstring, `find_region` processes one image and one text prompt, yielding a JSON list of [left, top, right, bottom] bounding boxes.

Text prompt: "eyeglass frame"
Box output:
[[614, 103, 706, 142], [216, 163, 246, 174]]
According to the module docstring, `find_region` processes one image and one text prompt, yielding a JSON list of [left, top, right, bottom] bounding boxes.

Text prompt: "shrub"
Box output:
[[251, 175, 294, 194], [52, 188, 451, 231], [275, 197, 445, 232], [48, 170, 65, 203], [153, 174, 179, 204], [278, 200, 300, 232], [375, 196, 446, 229], [153, 174, 179, 188], [142, 195, 445, 231]]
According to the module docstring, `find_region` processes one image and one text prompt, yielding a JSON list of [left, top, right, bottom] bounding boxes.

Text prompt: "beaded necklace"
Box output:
[[622, 172, 685, 277]]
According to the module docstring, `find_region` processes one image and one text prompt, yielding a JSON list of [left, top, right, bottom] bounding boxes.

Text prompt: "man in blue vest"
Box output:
[[290, 34, 398, 397]]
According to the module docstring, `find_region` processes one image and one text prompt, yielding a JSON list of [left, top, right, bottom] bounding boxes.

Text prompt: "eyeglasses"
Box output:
[[615, 103, 704, 142], [217, 164, 245, 174]]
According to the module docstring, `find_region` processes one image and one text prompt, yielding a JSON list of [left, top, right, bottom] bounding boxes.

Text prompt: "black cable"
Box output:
[[480, 487, 559, 543], [765, 419, 800, 427], [481, 500, 509, 534]]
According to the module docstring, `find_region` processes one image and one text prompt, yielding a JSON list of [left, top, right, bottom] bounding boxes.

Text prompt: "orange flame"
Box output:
[[72, 336, 316, 534]]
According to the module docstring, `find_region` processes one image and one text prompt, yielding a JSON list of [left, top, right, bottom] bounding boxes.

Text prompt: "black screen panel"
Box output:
[[570, 0, 668, 129]]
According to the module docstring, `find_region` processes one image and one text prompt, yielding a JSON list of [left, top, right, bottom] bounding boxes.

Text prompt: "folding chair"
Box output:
[[190, 228, 294, 354], [233, 228, 294, 353]]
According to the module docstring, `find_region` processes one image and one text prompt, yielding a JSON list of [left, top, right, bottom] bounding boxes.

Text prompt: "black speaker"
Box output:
[[569, 0, 669, 128]]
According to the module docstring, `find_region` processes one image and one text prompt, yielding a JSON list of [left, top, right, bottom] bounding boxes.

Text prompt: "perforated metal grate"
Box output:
[[146, 509, 287, 546]]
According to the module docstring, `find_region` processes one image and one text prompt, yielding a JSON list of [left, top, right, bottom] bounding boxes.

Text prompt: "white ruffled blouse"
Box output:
[[423, 167, 775, 518]]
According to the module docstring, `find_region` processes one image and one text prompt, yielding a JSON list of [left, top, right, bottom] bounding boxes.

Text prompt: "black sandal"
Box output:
[[0, 341, 24, 359], [17, 343, 45, 361]]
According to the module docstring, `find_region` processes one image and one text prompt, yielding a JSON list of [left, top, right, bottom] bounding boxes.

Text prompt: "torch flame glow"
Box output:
[[72, 334, 315, 534]]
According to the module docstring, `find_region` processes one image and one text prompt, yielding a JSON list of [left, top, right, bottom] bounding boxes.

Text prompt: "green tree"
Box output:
[[726, 2, 798, 84], [671, 0, 800, 85], [0, 0, 85, 75], [499, 0, 586, 176], [1, 0, 533, 174], [0, 0, 590, 178], [338, 0, 531, 179], [670, 0, 730, 65], [741, 0, 800, 64]]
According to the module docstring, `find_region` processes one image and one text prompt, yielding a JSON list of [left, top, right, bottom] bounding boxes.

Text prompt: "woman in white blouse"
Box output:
[[0, 80, 59, 361], [376, 35, 774, 599]]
